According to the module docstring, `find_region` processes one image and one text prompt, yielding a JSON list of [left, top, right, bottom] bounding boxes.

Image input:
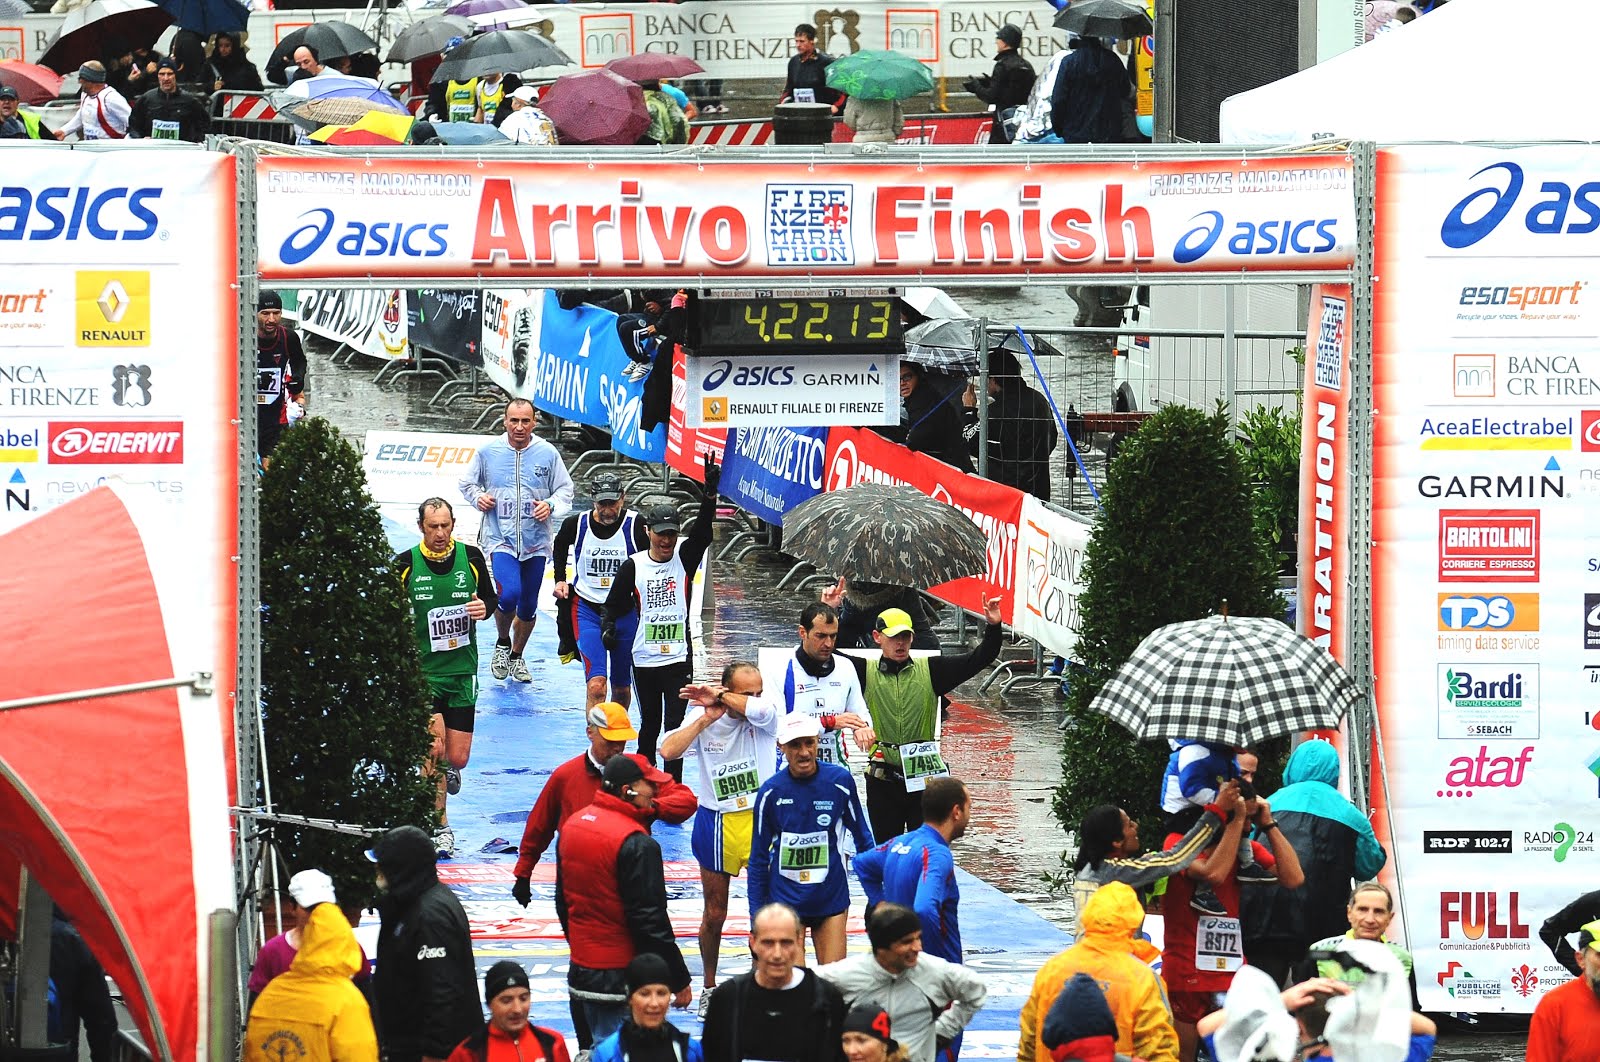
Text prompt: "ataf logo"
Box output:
[[74, 271, 149, 346], [1437, 745, 1534, 798], [1438, 510, 1539, 582], [1440, 161, 1600, 249], [1438, 593, 1539, 631], [1439, 891, 1529, 942]]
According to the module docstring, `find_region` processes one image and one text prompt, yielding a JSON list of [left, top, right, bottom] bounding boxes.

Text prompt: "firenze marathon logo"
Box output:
[[1313, 294, 1345, 391], [765, 184, 854, 267]]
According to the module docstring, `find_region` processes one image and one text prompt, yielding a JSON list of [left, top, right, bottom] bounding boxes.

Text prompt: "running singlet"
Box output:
[[631, 547, 689, 666], [777, 656, 866, 766], [573, 511, 638, 605], [680, 696, 781, 813], [446, 79, 477, 122], [407, 543, 479, 680]]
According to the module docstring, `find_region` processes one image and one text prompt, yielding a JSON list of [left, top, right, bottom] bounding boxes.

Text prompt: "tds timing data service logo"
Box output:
[[1437, 593, 1540, 652], [1438, 510, 1539, 581], [74, 271, 149, 346]]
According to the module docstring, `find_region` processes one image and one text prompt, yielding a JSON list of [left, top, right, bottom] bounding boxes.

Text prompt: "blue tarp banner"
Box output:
[[533, 291, 666, 462], [720, 425, 829, 525]]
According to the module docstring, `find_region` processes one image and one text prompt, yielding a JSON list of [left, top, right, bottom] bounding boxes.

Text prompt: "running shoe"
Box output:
[[696, 987, 714, 1019], [510, 656, 532, 683], [1236, 862, 1279, 885], [434, 826, 456, 859], [445, 765, 462, 795], [621, 359, 652, 383], [1189, 883, 1228, 917], [491, 644, 512, 680]]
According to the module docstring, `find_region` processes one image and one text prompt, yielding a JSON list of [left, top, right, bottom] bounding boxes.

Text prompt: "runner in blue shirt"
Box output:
[[749, 713, 873, 965], [852, 776, 968, 963]]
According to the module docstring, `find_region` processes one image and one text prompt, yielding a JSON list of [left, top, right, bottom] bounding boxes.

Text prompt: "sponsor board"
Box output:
[[1438, 891, 1530, 951], [684, 353, 897, 428], [298, 288, 409, 361], [1436, 664, 1539, 740], [362, 430, 484, 543], [1423, 830, 1513, 854], [1436, 744, 1534, 799], [1437, 509, 1539, 582], [718, 422, 825, 526], [1012, 496, 1091, 662]]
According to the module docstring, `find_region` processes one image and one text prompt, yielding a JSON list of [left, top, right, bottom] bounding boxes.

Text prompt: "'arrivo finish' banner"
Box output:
[[1373, 145, 1600, 1013], [253, 155, 1358, 284]]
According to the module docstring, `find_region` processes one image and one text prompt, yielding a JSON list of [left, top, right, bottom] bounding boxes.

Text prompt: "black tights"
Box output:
[[634, 661, 692, 781]]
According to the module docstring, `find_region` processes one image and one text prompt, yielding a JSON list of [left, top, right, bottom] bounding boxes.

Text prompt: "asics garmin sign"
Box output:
[[277, 208, 450, 266], [1441, 162, 1600, 249]]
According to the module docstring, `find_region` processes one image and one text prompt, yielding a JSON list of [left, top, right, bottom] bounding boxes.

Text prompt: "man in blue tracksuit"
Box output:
[[459, 398, 574, 684], [749, 712, 873, 966], [853, 776, 968, 963]]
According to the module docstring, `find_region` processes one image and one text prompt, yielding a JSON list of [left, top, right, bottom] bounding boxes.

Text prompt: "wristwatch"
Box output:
[[1261, 820, 1280, 831]]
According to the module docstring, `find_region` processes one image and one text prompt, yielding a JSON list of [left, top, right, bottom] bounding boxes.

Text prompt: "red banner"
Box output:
[[1298, 284, 1351, 664], [689, 113, 991, 148], [823, 427, 1021, 622], [666, 346, 725, 481]]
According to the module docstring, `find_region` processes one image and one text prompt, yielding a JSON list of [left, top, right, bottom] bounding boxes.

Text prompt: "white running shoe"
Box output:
[[696, 987, 714, 1019], [510, 656, 532, 683], [434, 826, 456, 858], [491, 644, 511, 680], [445, 765, 462, 795], [621, 359, 652, 382]]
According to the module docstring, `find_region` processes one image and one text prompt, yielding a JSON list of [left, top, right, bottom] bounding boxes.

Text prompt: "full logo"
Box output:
[[74, 271, 150, 346], [1439, 891, 1529, 944]]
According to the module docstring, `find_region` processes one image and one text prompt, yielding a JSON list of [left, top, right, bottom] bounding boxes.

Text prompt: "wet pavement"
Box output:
[[301, 285, 1527, 1060]]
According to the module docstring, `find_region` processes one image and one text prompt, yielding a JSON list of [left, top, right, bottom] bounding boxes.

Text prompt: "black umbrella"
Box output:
[[40, 0, 173, 74], [1052, 0, 1153, 38], [432, 29, 571, 83], [386, 15, 474, 64], [269, 21, 379, 69], [781, 483, 989, 588]]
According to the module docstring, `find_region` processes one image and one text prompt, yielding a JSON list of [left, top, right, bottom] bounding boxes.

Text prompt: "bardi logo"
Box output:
[[1441, 162, 1600, 249]]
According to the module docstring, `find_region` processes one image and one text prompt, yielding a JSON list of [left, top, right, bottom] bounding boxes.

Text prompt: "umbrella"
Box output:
[[824, 49, 933, 102], [40, 0, 174, 74], [903, 318, 982, 373], [605, 53, 704, 82], [432, 29, 571, 83], [274, 91, 409, 131], [268, 22, 379, 69], [0, 0, 29, 16], [0, 61, 65, 105], [537, 67, 647, 146], [427, 120, 511, 145], [387, 15, 474, 64], [1087, 613, 1362, 747], [1052, 0, 1153, 38], [154, 0, 247, 35], [780, 483, 989, 587], [445, 0, 523, 16], [311, 109, 415, 145]]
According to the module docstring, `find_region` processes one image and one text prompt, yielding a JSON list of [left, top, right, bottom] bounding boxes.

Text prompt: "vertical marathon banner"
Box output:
[[1373, 145, 1600, 1013]]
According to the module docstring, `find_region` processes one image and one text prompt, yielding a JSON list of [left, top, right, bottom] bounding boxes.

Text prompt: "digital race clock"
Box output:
[[690, 296, 905, 357]]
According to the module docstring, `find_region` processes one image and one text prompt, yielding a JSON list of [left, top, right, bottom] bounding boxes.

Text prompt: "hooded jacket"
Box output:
[[1245, 741, 1386, 951], [244, 903, 378, 1062], [1018, 884, 1177, 1062], [373, 826, 482, 1062]]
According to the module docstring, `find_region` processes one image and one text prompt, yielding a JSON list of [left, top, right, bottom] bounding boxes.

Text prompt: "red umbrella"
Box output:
[[538, 68, 648, 146], [0, 61, 65, 105], [605, 53, 704, 82]]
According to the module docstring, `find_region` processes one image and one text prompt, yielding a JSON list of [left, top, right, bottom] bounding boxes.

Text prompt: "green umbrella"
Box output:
[[824, 49, 934, 101]]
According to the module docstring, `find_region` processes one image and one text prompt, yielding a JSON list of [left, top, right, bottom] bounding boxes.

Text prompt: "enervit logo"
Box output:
[[1439, 891, 1529, 943], [74, 271, 149, 346], [1423, 830, 1513, 854], [0, 425, 40, 463], [1438, 510, 1539, 581], [1453, 354, 1495, 397], [1583, 410, 1600, 452], [1418, 414, 1571, 450], [277, 208, 449, 267], [1438, 593, 1539, 632], [371, 442, 476, 468], [47, 421, 182, 464], [1436, 745, 1534, 798], [1440, 161, 1600, 249], [0, 186, 162, 242]]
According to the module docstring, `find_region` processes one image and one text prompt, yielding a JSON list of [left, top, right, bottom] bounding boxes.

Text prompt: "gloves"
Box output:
[[601, 625, 619, 651], [512, 876, 532, 908], [703, 454, 721, 494]]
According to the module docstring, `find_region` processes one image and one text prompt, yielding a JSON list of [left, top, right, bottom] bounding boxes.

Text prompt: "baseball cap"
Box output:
[[842, 1004, 898, 1054], [0, 86, 18, 101], [510, 85, 540, 104], [874, 608, 915, 637], [590, 472, 624, 503], [646, 502, 681, 534], [776, 712, 822, 746], [587, 702, 638, 741], [1579, 918, 1600, 954], [601, 752, 645, 789]]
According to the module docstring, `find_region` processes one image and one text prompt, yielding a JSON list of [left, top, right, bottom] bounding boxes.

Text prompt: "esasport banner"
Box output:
[[1372, 145, 1600, 1013], [823, 426, 1021, 622], [1299, 285, 1351, 664], [254, 155, 1358, 283], [1010, 497, 1091, 661], [362, 430, 485, 543], [297, 288, 409, 360], [685, 352, 898, 428]]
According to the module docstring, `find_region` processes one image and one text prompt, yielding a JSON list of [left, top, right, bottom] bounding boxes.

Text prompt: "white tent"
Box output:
[[1219, 0, 1600, 143]]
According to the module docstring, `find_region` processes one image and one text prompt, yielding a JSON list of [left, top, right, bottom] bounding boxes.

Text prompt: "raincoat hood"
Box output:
[[1284, 738, 1340, 787], [372, 824, 440, 905], [290, 902, 363, 980], [1078, 881, 1143, 944]]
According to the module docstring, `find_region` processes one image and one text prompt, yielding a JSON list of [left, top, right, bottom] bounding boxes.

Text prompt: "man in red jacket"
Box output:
[[556, 755, 692, 1044], [1527, 918, 1600, 1062]]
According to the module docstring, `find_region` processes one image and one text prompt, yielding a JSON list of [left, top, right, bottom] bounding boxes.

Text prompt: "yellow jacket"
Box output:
[[244, 904, 378, 1062], [1017, 883, 1178, 1062]]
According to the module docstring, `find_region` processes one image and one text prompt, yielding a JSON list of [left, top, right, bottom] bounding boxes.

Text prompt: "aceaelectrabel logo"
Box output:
[[1438, 510, 1539, 581]]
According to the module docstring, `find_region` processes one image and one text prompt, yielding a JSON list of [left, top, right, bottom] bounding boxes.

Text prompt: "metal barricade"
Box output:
[[209, 91, 297, 144]]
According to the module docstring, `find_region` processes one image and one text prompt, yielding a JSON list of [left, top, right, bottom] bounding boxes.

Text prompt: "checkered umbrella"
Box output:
[[781, 482, 988, 588], [1088, 614, 1362, 746], [903, 318, 981, 373]]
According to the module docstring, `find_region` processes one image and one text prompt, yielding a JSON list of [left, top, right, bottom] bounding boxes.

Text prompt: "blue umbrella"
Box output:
[[155, 0, 247, 34], [428, 121, 512, 145]]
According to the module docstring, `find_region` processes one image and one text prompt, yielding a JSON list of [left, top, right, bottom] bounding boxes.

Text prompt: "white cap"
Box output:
[[288, 868, 337, 909], [510, 85, 539, 103], [776, 712, 822, 746]]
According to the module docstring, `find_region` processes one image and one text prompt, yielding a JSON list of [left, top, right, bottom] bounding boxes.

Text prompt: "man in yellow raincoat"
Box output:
[[1017, 882, 1178, 1062], [244, 870, 378, 1062]]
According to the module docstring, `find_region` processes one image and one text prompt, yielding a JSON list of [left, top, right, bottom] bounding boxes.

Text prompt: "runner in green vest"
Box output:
[[395, 497, 498, 857], [831, 592, 1003, 843], [445, 77, 479, 124]]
